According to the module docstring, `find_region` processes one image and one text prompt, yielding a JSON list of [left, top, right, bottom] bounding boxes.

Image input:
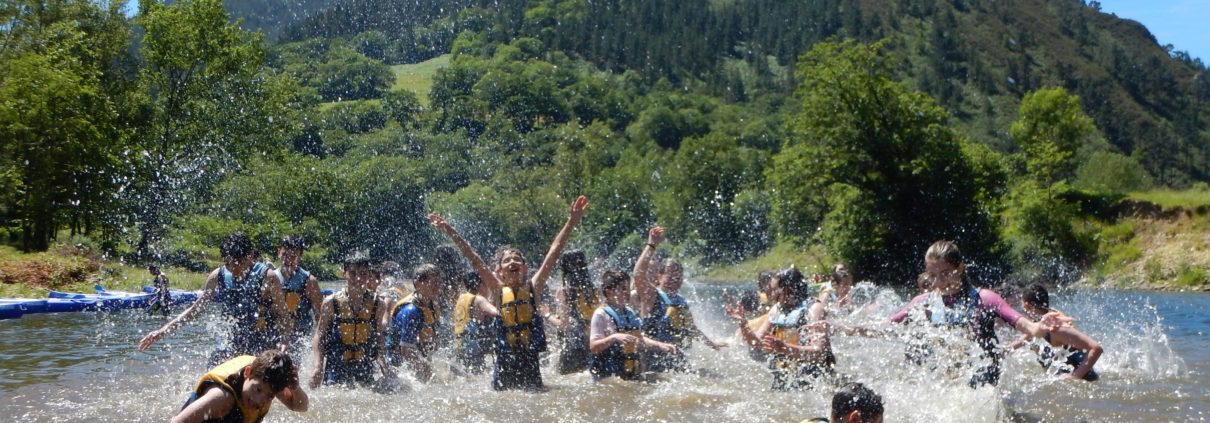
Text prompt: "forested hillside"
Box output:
[[2, 0, 1207, 287]]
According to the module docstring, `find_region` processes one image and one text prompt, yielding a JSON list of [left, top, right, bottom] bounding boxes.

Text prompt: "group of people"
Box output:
[[136, 194, 1102, 423]]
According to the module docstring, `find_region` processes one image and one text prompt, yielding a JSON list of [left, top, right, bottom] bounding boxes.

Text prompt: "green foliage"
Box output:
[[426, 182, 567, 262], [315, 47, 394, 101], [322, 100, 388, 134], [1001, 181, 1094, 269], [768, 39, 1002, 284], [1075, 151, 1154, 193], [1175, 262, 1208, 288], [1010, 87, 1100, 185]]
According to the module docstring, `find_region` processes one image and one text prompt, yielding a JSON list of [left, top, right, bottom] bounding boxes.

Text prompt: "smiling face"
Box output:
[[495, 249, 528, 287]]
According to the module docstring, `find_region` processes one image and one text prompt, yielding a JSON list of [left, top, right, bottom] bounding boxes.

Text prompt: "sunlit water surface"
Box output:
[[1, 284, 1206, 422]]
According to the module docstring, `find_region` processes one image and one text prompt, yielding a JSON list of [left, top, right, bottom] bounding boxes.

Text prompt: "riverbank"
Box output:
[[0, 246, 207, 298]]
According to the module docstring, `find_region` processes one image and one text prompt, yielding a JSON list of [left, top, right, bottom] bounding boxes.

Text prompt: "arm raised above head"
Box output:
[[531, 195, 589, 297], [632, 226, 663, 317], [428, 213, 502, 296]]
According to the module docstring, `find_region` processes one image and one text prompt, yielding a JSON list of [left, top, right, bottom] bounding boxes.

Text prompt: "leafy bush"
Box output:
[[1074, 151, 1154, 193]]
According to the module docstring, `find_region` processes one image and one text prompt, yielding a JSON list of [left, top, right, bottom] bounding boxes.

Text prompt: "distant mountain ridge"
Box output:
[[226, 0, 1210, 185]]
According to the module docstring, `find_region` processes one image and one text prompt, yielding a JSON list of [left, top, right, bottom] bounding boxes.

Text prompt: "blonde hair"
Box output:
[[924, 240, 963, 266]]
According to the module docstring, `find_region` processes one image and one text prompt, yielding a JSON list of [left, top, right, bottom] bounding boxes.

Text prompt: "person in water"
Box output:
[[805, 382, 885, 423], [632, 229, 726, 373], [428, 194, 589, 391], [309, 251, 395, 388], [589, 269, 677, 380], [546, 250, 600, 375], [386, 264, 445, 382], [147, 265, 172, 316], [266, 235, 323, 349], [889, 240, 1069, 387], [451, 270, 498, 375], [173, 349, 308, 423], [1007, 284, 1102, 381], [820, 264, 854, 309], [139, 233, 292, 366], [728, 267, 834, 390]]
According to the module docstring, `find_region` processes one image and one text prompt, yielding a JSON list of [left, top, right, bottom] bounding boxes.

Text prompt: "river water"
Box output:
[[0, 284, 1206, 422]]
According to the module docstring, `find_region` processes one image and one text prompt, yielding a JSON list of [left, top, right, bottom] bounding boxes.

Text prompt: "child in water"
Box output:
[[428, 195, 588, 391], [547, 250, 600, 374], [387, 264, 445, 382], [147, 265, 172, 316], [588, 269, 676, 380], [727, 267, 834, 390], [1007, 284, 1102, 381], [267, 235, 323, 349], [309, 251, 395, 388], [804, 382, 885, 423], [888, 240, 1070, 387], [632, 227, 726, 373], [173, 349, 308, 423], [139, 233, 292, 366]]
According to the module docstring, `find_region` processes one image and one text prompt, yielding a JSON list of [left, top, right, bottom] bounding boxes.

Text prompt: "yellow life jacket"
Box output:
[[453, 292, 476, 336], [574, 294, 599, 326], [759, 292, 770, 308], [333, 291, 378, 363], [768, 302, 810, 369], [500, 285, 536, 348], [391, 293, 438, 354], [193, 355, 271, 423]]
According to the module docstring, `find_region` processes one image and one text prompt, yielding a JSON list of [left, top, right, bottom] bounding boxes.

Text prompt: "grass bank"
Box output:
[[0, 245, 208, 298]]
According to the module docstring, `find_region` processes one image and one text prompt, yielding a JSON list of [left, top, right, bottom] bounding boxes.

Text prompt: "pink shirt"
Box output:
[[889, 288, 1022, 327]]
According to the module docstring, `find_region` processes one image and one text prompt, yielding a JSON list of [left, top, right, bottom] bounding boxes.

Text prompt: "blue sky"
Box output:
[[1097, 0, 1210, 62]]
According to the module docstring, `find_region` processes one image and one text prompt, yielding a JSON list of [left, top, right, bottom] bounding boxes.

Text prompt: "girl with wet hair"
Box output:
[[727, 266, 834, 390], [547, 249, 600, 374], [428, 195, 589, 391], [888, 240, 1070, 387]]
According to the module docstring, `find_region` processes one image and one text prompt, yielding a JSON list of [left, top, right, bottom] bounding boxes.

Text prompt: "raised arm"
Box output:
[[138, 270, 220, 351], [428, 213, 502, 296], [631, 226, 664, 318], [530, 195, 589, 297]]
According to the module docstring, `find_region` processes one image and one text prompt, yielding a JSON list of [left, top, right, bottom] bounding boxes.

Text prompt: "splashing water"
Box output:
[[0, 284, 1205, 422]]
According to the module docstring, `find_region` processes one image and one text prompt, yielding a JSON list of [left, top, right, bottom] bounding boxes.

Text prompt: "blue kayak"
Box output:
[[0, 303, 23, 320], [45, 298, 100, 313], [0, 299, 48, 314], [140, 286, 200, 304]]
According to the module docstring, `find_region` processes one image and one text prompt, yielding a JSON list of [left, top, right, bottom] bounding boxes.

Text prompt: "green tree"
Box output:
[[132, 0, 296, 257], [383, 89, 424, 129], [767, 40, 1002, 284], [1010, 87, 1099, 185], [1074, 151, 1154, 193], [315, 47, 394, 101]]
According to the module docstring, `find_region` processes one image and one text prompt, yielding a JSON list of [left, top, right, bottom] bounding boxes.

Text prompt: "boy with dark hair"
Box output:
[[1008, 284, 1102, 381], [386, 264, 446, 382], [139, 233, 292, 366], [267, 235, 323, 347], [173, 349, 308, 423], [309, 251, 395, 388], [830, 382, 884, 423]]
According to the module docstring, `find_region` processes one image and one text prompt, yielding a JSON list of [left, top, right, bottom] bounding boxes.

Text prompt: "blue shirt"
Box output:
[[391, 303, 425, 348]]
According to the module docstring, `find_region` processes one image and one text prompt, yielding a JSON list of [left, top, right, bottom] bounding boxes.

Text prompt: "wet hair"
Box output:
[[600, 269, 630, 294], [925, 240, 964, 266], [831, 263, 851, 284], [560, 250, 592, 289], [249, 349, 296, 393], [1024, 284, 1050, 309], [775, 267, 811, 303], [660, 259, 683, 278], [414, 263, 442, 285], [830, 382, 883, 423], [462, 270, 482, 292], [739, 290, 761, 313], [147, 264, 160, 274], [757, 271, 774, 290], [279, 235, 305, 251], [220, 233, 255, 259], [492, 246, 525, 268], [342, 250, 373, 269]]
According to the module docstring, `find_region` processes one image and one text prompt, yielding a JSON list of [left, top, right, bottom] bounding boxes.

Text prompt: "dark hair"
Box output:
[[660, 258, 683, 276], [250, 349, 296, 393], [220, 233, 255, 259], [279, 235, 305, 251], [831, 263, 851, 283], [342, 250, 373, 268], [560, 250, 592, 289], [1025, 284, 1050, 309], [831, 382, 883, 422], [775, 267, 810, 303], [925, 240, 963, 266], [414, 263, 442, 284], [757, 271, 774, 289], [462, 270, 482, 292], [600, 269, 630, 294], [492, 246, 525, 267], [374, 260, 402, 277], [147, 265, 160, 274], [739, 290, 761, 313]]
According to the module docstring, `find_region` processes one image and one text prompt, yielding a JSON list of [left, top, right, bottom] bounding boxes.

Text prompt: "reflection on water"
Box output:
[[0, 286, 1207, 422]]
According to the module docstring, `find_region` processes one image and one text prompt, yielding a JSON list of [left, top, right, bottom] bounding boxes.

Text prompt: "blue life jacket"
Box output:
[[590, 305, 643, 380], [275, 267, 313, 335], [214, 262, 275, 353], [643, 289, 690, 345]]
